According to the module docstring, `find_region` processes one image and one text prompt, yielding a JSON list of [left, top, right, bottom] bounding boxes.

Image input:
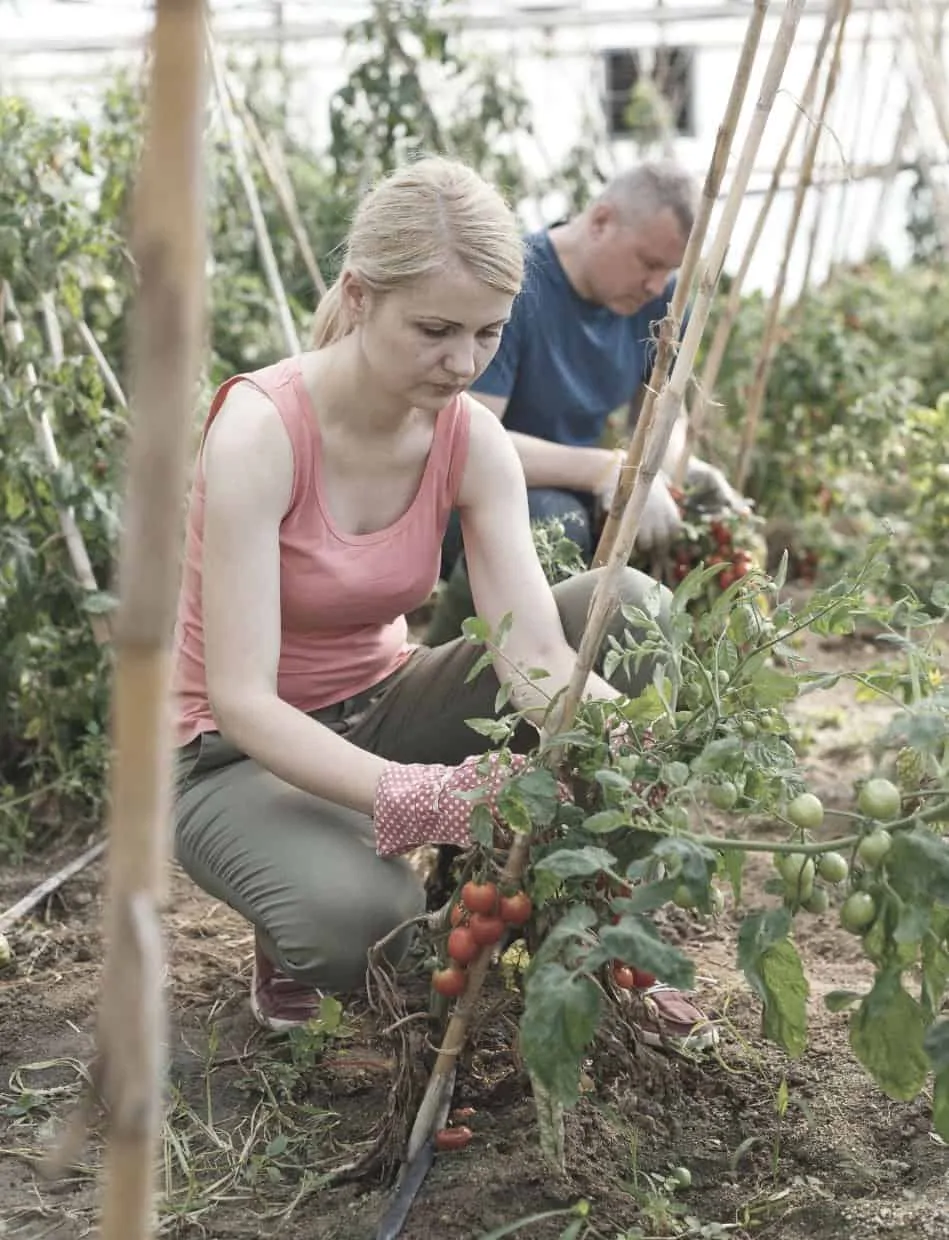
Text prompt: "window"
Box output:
[[603, 46, 695, 140]]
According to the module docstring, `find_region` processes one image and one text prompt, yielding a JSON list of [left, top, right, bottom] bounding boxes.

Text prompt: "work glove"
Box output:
[[594, 450, 683, 553], [684, 457, 753, 515], [373, 752, 528, 857]]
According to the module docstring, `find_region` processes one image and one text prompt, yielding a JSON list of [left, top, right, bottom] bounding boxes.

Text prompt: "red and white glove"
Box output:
[[373, 752, 529, 858]]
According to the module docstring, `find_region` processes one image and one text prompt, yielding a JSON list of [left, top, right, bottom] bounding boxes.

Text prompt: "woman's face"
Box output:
[[344, 261, 515, 411]]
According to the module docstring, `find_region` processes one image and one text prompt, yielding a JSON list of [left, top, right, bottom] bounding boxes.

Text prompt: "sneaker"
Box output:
[[632, 983, 720, 1054], [250, 936, 323, 1032]]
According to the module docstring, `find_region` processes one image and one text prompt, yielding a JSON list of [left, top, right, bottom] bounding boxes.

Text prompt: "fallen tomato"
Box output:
[[435, 1126, 473, 1152]]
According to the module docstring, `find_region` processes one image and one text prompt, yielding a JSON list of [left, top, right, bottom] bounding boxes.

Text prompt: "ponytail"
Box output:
[[311, 279, 355, 350]]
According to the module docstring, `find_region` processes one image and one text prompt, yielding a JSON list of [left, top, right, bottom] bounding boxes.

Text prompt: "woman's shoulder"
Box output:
[[458, 393, 525, 496], [203, 380, 294, 514]]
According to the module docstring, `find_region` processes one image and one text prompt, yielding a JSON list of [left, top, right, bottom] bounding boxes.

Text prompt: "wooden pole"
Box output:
[[735, 0, 852, 492], [205, 27, 301, 355], [676, 0, 840, 479], [591, 0, 772, 568], [0, 282, 112, 645], [95, 3, 207, 1238]]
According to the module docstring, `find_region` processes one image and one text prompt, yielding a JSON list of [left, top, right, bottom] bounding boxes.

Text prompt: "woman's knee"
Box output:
[[273, 855, 426, 993]]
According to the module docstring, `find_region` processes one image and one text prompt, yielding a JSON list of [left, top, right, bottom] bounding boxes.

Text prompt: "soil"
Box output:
[[2, 625, 948, 1240]]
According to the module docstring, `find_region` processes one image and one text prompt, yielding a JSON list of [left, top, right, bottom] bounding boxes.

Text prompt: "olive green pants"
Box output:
[[174, 567, 670, 994]]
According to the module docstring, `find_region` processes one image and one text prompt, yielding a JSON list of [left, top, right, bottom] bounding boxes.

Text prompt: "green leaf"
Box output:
[[850, 972, 930, 1101], [464, 716, 517, 743], [461, 615, 490, 644], [535, 846, 617, 880], [824, 990, 864, 1013], [506, 768, 563, 828], [469, 802, 496, 847], [738, 908, 808, 1056], [887, 828, 949, 905], [722, 844, 745, 905], [923, 1018, 949, 1073], [582, 809, 629, 834], [933, 1068, 949, 1142], [265, 1134, 289, 1157], [463, 651, 494, 684], [520, 964, 601, 1108], [595, 915, 695, 990], [80, 590, 117, 614], [747, 664, 799, 706], [758, 939, 809, 1057]]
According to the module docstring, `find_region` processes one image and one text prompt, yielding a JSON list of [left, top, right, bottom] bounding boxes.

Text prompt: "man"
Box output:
[[427, 159, 746, 645]]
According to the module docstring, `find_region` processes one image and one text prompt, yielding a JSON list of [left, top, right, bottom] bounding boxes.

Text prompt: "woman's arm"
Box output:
[[200, 384, 387, 815], [456, 398, 622, 729]]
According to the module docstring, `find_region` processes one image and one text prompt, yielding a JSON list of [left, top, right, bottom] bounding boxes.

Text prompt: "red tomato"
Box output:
[[612, 963, 636, 989], [450, 903, 468, 928], [469, 913, 505, 946], [462, 881, 498, 915], [632, 967, 657, 988], [447, 926, 479, 966], [432, 966, 467, 998], [499, 890, 533, 926], [435, 1126, 473, 1152], [719, 569, 736, 589]]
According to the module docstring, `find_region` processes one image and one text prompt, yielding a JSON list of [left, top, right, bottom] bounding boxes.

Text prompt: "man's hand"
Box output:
[[685, 457, 753, 515], [594, 450, 683, 552]]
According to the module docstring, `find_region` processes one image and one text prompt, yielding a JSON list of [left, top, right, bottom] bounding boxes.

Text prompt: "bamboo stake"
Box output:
[[1, 282, 112, 645], [94, 2, 207, 1237], [676, 0, 840, 481], [591, 0, 772, 568], [407, 0, 808, 1169], [205, 27, 301, 355], [735, 0, 852, 492], [229, 85, 328, 300], [75, 317, 129, 409]]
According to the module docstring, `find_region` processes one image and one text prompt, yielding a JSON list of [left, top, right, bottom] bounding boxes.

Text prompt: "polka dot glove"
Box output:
[[373, 752, 528, 858]]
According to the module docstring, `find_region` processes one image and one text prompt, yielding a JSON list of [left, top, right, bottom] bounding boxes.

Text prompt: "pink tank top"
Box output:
[[172, 356, 471, 747]]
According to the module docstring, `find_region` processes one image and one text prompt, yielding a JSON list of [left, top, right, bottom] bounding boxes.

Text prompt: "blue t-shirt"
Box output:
[[471, 229, 681, 449]]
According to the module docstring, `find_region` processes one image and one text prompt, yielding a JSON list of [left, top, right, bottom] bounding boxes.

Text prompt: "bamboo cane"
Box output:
[[1, 282, 112, 645], [205, 27, 301, 355], [828, 12, 883, 268], [407, 0, 807, 1170], [735, 0, 852, 492], [679, 0, 841, 477], [95, 2, 207, 1238], [229, 86, 328, 300], [75, 317, 129, 409], [591, 0, 772, 569]]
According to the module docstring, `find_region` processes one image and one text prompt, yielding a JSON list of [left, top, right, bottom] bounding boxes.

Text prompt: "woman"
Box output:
[[172, 156, 710, 1046]]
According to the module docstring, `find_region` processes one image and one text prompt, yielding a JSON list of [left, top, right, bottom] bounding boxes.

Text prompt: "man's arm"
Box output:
[[476, 390, 618, 494]]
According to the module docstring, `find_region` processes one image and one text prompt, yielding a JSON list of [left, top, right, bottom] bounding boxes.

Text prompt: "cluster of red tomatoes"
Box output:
[[672, 516, 755, 589], [431, 880, 533, 999]]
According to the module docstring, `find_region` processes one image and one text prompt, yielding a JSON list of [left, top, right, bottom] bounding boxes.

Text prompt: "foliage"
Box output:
[[706, 257, 949, 604], [452, 541, 949, 1146]]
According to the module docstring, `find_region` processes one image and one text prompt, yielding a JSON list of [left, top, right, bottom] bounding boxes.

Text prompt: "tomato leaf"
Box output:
[[923, 1018, 949, 1073], [738, 909, 809, 1056], [506, 768, 563, 827], [933, 1069, 949, 1141], [582, 809, 630, 834], [887, 827, 949, 905], [469, 803, 496, 847], [520, 963, 601, 1108], [758, 939, 809, 1058], [850, 971, 930, 1101], [824, 990, 864, 1013], [595, 915, 695, 990], [535, 846, 617, 880], [722, 843, 745, 905]]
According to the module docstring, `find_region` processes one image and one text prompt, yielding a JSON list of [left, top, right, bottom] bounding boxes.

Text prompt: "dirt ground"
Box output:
[[2, 626, 948, 1240]]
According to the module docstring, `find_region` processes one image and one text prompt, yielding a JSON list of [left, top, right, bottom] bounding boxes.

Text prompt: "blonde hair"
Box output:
[[312, 157, 524, 349]]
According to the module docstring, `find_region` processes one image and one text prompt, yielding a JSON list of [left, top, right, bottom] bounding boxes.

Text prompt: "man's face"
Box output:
[[584, 205, 687, 315]]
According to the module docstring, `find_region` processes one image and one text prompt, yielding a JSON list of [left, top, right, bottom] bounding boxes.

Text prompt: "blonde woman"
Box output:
[[172, 157, 711, 1047]]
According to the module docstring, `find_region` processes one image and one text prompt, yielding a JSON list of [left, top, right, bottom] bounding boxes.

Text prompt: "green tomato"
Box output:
[[778, 852, 816, 894], [740, 718, 758, 739], [673, 883, 697, 909], [709, 885, 726, 915], [857, 778, 901, 822], [817, 851, 849, 884], [840, 891, 877, 934], [708, 781, 739, 811], [670, 1166, 692, 1189], [665, 806, 691, 832], [803, 886, 830, 915], [717, 668, 731, 688], [786, 792, 824, 831], [857, 828, 893, 867], [934, 463, 949, 484]]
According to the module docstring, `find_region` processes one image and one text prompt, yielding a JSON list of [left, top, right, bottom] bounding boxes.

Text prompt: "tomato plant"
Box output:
[[456, 544, 949, 1142]]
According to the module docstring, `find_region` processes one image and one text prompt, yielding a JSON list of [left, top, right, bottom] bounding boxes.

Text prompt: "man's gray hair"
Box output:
[[598, 160, 697, 238]]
